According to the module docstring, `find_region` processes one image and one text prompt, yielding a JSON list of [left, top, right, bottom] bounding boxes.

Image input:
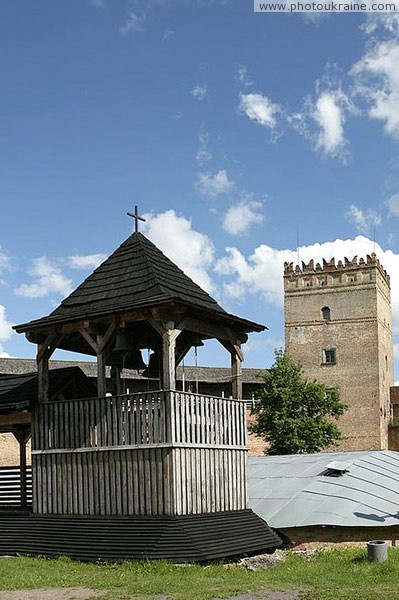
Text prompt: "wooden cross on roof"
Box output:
[[127, 205, 146, 233]]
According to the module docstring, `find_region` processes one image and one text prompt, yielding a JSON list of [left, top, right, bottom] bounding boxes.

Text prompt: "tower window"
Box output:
[[321, 306, 331, 321], [323, 349, 336, 365]]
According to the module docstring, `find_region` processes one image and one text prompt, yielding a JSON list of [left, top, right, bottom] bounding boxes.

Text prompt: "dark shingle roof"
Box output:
[[0, 367, 97, 411], [0, 358, 265, 385], [14, 232, 264, 333]]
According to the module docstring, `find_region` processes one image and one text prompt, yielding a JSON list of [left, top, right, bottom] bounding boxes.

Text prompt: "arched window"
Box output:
[[321, 306, 331, 321]]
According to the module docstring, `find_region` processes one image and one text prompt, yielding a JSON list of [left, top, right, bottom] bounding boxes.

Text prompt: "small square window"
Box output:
[[323, 349, 336, 365]]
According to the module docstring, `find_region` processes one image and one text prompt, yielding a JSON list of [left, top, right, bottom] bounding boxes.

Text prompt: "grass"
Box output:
[[1, 548, 399, 599]]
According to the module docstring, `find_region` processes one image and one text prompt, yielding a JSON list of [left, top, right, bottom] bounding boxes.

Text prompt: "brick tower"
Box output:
[[284, 253, 394, 451]]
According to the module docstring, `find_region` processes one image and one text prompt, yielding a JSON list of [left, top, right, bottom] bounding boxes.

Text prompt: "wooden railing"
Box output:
[[32, 391, 248, 516], [170, 392, 247, 447], [33, 390, 247, 451]]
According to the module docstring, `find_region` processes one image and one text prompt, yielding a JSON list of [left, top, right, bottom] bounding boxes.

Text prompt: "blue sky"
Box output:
[[0, 1, 399, 378]]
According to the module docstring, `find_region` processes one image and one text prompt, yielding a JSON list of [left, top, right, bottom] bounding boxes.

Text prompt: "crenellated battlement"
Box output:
[[284, 252, 390, 289]]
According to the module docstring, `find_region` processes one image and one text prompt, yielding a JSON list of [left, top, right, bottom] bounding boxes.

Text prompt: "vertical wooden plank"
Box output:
[[120, 450, 128, 514], [98, 451, 105, 515], [132, 448, 140, 515]]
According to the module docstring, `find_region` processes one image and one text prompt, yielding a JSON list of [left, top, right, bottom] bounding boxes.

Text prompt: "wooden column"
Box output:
[[147, 315, 184, 391], [218, 336, 244, 400], [36, 333, 61, 403], [162, 325, 177, 390], [12, 427, 31, 508], [231, 349, 242, 400], [97, 335, 107, 397]]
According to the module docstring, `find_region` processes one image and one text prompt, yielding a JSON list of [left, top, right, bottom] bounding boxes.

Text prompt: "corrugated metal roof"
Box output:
[[248, 451, 399, 528]]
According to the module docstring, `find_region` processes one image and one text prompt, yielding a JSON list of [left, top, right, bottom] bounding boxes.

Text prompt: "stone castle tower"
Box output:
[[284, 253, 394, 451]]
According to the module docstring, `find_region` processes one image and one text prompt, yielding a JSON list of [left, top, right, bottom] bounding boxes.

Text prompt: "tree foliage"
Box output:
[[251, 350, 347, 455]]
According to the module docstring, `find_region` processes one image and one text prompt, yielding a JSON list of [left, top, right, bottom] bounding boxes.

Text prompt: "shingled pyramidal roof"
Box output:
[[15, 232, 264, 333]]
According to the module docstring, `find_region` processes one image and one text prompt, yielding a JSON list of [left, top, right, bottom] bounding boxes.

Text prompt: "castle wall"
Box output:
[[284, 254, 394, 452]]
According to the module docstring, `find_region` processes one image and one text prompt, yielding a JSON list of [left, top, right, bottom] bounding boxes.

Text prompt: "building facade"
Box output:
[[284, 253, 394, 451]]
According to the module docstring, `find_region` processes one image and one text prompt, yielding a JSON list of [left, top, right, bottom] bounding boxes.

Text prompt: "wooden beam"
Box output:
[[180, 316, 245, 343], [79, 329, 99, 353], [98, 321, 117, 355], [37, 332, 63, 363], [0, 412, 31, 426], [218, 339, 244, 362]]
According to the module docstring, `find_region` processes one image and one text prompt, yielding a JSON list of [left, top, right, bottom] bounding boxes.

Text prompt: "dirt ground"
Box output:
[[0, 589, 104, 600], [0, 590, 304, 600]]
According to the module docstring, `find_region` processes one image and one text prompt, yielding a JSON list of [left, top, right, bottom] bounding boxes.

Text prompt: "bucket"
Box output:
[[367, 540, 388, 563]]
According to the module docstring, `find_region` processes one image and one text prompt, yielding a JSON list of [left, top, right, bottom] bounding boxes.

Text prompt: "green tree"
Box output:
[[251, 350, 347, 455]]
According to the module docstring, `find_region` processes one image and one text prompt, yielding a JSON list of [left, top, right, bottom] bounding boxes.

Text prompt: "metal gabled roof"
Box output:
[[248, 450, 399, 528]]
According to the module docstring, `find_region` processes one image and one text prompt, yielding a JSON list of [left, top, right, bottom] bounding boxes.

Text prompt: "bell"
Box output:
[[142, 350, 161, 378], [123, 347, 146, 371], [113, 330, 133, 354]]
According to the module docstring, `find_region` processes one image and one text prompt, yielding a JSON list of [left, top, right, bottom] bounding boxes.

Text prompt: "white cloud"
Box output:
[[351, 40, 399, 138], [236, 65, 253, 88], [387, 193, 399, 216], [120, 11, 145, 35], [142, 210, 215, 293], [345, 204, 381, 235], [196, 132, 212, 165], [312, 90, 349, 157], [0, 248, 11, 284], [223, 198, 264, 236], [191, 85, 207, 101], [216, 236, 399, 334], [0, 305, 12, 343], [0, 305, 13, 357], [239, 92, 280, 130], [196, 169, 234, 198], [68, 253, 107, 269], [15, 257, 72, 299]]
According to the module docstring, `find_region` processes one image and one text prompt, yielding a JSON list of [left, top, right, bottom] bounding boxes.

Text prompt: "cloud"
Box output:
[[196, 169, 234, 198], [142, 210, 215, 293], [68, 253, 107, 269], [351, 40, 399, 138], [236, 65, 253, 88], [387, 193, 399, 216], [196, 132, 212, 165], [312, 90, 350, 158], [120, 11, 145, 35], [191, 85, 207, 101], [239, 92, 280, 130], [216, 236, 399, 333], [223, 198, 264, 236], [0, 305, 12, 343], [90, 0, 104, 7], [15, 257, 72, 299], [0, 248, 11, 284], [345, 204, 381, 235], [0, 305, 13, 357]]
